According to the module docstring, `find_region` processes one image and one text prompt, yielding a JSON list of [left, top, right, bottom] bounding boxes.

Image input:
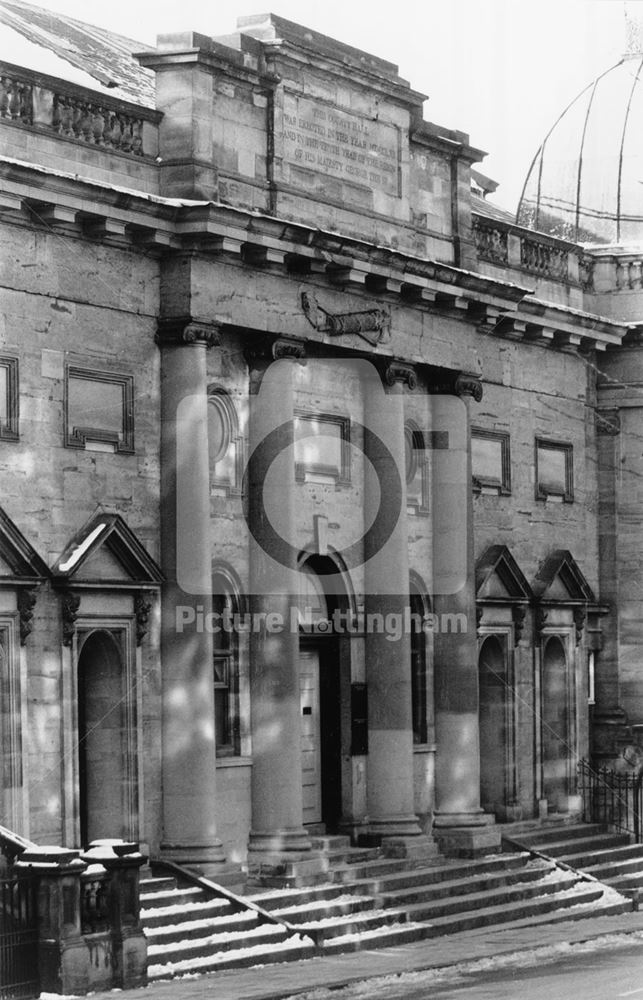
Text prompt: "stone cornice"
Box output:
[[0, 156, 630, 353]]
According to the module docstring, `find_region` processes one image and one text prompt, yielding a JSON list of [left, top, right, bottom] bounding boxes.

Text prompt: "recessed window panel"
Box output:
[[294, 411, 350, 484], [536, 438, 573, 501], [0, 357, 18, 441], [66, 367, 134, 453], [472, 429, 511, 495]]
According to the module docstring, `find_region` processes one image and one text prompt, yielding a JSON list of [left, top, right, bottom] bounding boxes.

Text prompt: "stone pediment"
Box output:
[[532, 549, 595, 605], [0, 505, 49, 585], [52, 513, 163, 589], [476, 545, 532, 604]]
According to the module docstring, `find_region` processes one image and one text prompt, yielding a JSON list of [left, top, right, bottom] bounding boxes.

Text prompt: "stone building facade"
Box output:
[[0, 5, 641, 876]]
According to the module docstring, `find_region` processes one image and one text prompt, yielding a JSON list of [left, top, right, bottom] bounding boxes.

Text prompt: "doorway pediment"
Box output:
[[0, 505, 49, 585], [476, 545, 532, 604], [52, 513, 163, 589], [532, 549, 595, 605]]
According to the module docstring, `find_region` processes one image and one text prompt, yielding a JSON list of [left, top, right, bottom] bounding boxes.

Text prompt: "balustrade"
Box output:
[[520, 235, 568, 279], [52, 94, 144, 154], [471, 218, 508, 264], [0, 63, 153, 157]]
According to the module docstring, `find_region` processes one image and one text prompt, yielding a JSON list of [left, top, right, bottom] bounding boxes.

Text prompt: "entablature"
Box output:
[[0, 156, 630, 355]]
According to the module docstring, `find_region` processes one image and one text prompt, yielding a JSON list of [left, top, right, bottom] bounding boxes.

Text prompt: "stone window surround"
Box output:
[[0, 355, 19, 441], [294, 408, 351, 485], [208, 386, 244, 497], [535, 437, 574, 503], [212, 570, 242, 758], [472, 426, 511, 496], [64, 364, 135, 454]]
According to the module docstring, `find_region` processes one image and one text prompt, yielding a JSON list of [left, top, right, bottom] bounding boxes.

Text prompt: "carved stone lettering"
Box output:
[[282, 95, 401, 197]]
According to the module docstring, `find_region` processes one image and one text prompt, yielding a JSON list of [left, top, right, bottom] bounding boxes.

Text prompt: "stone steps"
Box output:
[[140, 829, 633, 978], [338, 852, 533, 896], [506, 823, 607, 846], [140, 876, 315, 981], [376, 859, 553, 907], [322, 883, 624, 953], [507, 822, 643, 897]]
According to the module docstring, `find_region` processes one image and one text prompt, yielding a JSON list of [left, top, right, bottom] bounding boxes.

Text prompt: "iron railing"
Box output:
[[0, 874, 38, 1000], [578, 758, 643, 840]]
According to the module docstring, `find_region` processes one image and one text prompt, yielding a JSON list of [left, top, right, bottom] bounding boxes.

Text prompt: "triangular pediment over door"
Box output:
[[532, 550, 595, 605], [52, 512, 163, 589], [476, 545, 533, 604]]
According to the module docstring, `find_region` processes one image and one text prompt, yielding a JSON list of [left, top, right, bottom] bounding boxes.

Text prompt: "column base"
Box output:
[[246, 827, 329, 887], [367, 814, 438, 860], [247, 827, 315, 854], [159, 841, 228, 879], [432, 811, 501, 857]]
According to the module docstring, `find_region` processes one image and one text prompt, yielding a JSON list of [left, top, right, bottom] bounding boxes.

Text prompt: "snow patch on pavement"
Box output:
[[279, 930, 643, 1000]]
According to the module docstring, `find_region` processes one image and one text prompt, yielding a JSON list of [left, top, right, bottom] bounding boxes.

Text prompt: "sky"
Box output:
[[9, 0, 637, 210]]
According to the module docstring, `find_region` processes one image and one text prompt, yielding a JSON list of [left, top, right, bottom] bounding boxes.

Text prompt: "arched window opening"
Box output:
[[208, 387, 242, 495]]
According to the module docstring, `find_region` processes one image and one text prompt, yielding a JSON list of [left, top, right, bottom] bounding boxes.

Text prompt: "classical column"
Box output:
[[157, 318, 226, 874], [245, 339, 324, 880], [363, 362, 435, 857], [431, 372, 500, 855]]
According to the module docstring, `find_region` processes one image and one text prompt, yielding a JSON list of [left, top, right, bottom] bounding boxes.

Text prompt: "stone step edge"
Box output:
[[146, 922, 292, 960]]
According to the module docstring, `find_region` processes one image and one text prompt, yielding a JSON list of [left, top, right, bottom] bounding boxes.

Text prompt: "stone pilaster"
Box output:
[[245, 339, 326, 883], [431, 372, 500, 856], [157, 317, 226, 874], [594, 407, 629, 759], [363, 362, 435, 858]]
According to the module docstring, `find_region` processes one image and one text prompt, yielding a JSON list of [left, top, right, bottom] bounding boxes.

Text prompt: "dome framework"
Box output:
[[517, 55, 643, 244]]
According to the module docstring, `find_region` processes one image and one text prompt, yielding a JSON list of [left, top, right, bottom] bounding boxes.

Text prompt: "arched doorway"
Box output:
[[77, 630, 131, 847], [478, 635, 508, 817], [542, 635, 570, 811], [298, 557, 346, 831]]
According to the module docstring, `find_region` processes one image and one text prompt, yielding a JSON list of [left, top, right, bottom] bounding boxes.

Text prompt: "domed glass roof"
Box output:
[[517, 55, 643, 244]]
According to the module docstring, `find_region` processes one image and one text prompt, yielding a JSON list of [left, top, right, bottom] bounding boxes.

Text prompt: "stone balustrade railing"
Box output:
[[520, 235, 568, 280], [0, 61, 160, 158], [472, 214, 595, 290]]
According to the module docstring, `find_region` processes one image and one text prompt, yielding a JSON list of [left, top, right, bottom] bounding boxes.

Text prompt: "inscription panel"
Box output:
[[281, 94, 401, 197]]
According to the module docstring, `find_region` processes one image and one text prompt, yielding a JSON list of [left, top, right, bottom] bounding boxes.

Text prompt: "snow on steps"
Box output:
[[140, 878, 315, 981], [247, 846, 631, 948], [506, 822, 643, 894], [141, 836, 632, 979]]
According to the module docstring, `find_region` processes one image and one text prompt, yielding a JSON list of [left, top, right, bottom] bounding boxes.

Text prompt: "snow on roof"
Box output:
[[0, 0, 156, 108]]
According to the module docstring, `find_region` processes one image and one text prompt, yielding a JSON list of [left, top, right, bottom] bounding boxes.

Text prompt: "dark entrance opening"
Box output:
[[299, 555, 347, 832], [479, 634, 508, 817], [542, 634, 570, 811], [77, 630, 127, 848]]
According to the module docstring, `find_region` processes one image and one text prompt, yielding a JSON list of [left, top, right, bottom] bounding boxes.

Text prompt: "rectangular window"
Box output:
[[0, 357, 19, 441], [472, 428, 510, 494], [535, 438, 573, 501], [294, 411, 350, 484], [65, 367, 134, 453], [212, 590, 239, 756]]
